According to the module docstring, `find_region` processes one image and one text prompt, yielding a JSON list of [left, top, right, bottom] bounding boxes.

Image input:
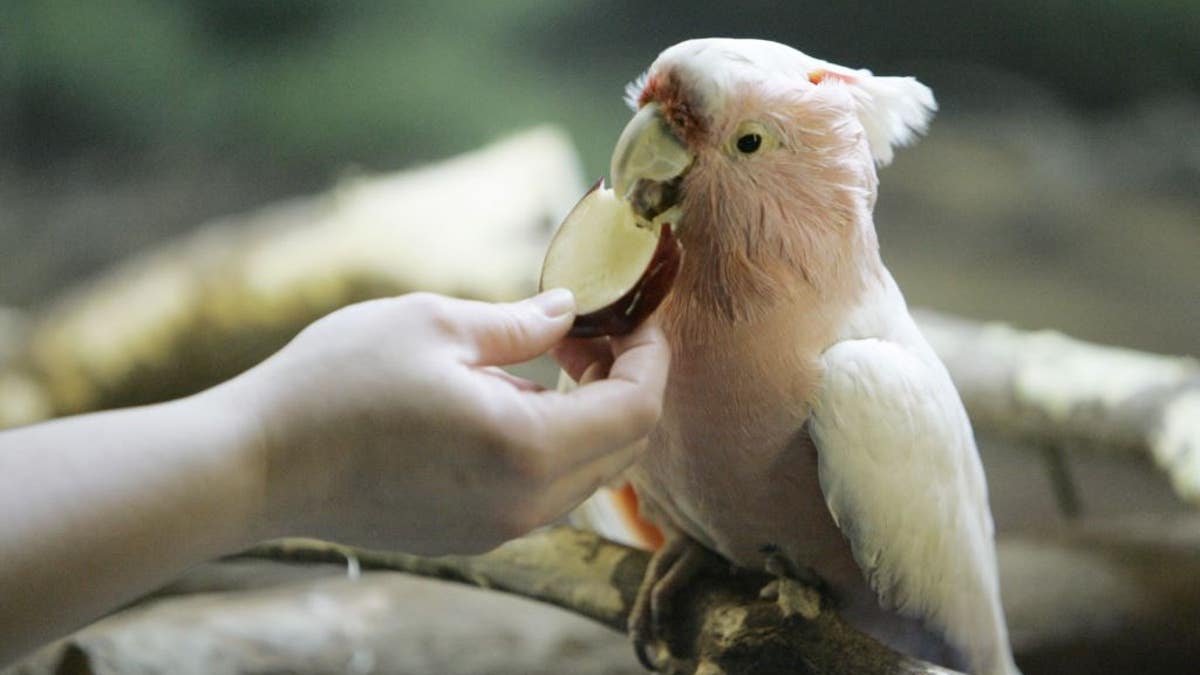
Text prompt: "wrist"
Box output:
[[184, 375, 274, 549]]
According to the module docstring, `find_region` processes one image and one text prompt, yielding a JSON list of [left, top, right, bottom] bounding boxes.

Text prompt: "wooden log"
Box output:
[[918, 310, 1200, 505]]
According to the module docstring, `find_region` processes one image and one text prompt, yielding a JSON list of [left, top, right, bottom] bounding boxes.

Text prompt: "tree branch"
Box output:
[[234, 527, 958, 675], [13, 519, 1200, 674], [917, 310, 1200, 505], [225, 517, 1200, 674]]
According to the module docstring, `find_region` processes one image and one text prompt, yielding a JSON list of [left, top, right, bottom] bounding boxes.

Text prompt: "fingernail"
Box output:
[[528, 288, 575, 319]]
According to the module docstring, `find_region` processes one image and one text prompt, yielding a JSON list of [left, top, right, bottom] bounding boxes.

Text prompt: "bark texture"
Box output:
[[10, 521, 1200, 675]]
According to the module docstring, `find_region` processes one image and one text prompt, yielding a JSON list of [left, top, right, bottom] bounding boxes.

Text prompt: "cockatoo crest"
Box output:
[[845, 72, 937, 165], [626, 38, 936, 166]]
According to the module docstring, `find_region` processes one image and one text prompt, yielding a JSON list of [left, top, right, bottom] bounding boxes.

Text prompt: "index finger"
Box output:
[[525, 318, 671, 472]]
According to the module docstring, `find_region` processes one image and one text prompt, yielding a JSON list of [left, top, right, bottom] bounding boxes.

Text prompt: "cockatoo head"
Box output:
[[611, 38, 935, 322]]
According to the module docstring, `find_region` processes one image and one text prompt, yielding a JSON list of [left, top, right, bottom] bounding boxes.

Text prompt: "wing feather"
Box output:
[[810, 338, 1018, 675]]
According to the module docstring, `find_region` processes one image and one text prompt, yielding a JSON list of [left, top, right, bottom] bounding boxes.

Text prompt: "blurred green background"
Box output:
[[1, 0, 1197, 354]]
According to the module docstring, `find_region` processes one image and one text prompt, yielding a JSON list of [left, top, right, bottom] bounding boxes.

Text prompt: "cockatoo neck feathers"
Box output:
[[627, 38, 936, 166]]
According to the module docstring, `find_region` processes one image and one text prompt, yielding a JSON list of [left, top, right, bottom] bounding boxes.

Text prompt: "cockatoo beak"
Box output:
[[610, 103, 693, 222]]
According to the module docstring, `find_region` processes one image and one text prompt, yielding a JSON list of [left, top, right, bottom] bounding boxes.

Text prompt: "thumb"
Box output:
[[453, 288, 576, 366]]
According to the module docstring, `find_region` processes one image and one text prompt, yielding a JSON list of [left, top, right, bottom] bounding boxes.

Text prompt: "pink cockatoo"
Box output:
[[571, 38, 1020, 675]]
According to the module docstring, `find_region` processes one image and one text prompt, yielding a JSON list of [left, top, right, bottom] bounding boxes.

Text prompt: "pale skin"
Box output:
[[0, 288, 669, 665]]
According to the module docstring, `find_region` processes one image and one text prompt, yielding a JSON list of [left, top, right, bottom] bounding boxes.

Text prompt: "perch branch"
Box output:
[[232, 518, 1200, 674], [236, 527, 957, 675], [15, 519, 1200, 674]]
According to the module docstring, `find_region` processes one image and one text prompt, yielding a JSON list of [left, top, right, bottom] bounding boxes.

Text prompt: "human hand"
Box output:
[[230, 290, 669, 555]]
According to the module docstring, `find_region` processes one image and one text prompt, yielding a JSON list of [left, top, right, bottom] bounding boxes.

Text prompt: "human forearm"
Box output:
[[0, 383, 263, 664], [0, 290, 669, 665]]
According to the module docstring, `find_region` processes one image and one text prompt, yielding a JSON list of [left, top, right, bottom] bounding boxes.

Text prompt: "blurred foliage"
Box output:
[[2, 0, 1198, 174], [0, 0, 621, 172], [545, 1, 1200, 105]]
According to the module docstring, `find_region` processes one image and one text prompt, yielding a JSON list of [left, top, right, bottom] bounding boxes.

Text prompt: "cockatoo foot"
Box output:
[[628, 535, 721, 671], [759, 550, 830, 602]]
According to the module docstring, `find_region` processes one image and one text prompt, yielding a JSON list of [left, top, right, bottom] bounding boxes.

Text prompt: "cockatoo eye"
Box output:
[[736, 134, 762, 153], [729, 121, 778, 156]]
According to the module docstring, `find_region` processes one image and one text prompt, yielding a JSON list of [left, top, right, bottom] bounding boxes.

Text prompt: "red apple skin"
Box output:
[[564, 223, 683, 338]]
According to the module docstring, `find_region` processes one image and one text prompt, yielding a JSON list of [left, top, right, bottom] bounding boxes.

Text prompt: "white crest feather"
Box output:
[[624, 71, 649, 111], [849, 74, 937, 166]]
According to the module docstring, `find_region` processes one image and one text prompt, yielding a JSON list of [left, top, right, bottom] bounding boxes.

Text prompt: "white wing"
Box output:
[[809, 337, 1019, 675]]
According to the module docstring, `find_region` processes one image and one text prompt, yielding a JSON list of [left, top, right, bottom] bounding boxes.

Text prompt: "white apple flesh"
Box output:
[[539, 179, 682, 338]]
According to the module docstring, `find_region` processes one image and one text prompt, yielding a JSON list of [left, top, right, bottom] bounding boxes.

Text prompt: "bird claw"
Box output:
[[628, 536, 716, 671], [759, 551, 827, 621], [763, 550, 828, 595]]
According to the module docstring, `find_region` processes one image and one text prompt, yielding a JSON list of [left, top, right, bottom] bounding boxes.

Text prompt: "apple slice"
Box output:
[[540, 179, 682, 338]]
